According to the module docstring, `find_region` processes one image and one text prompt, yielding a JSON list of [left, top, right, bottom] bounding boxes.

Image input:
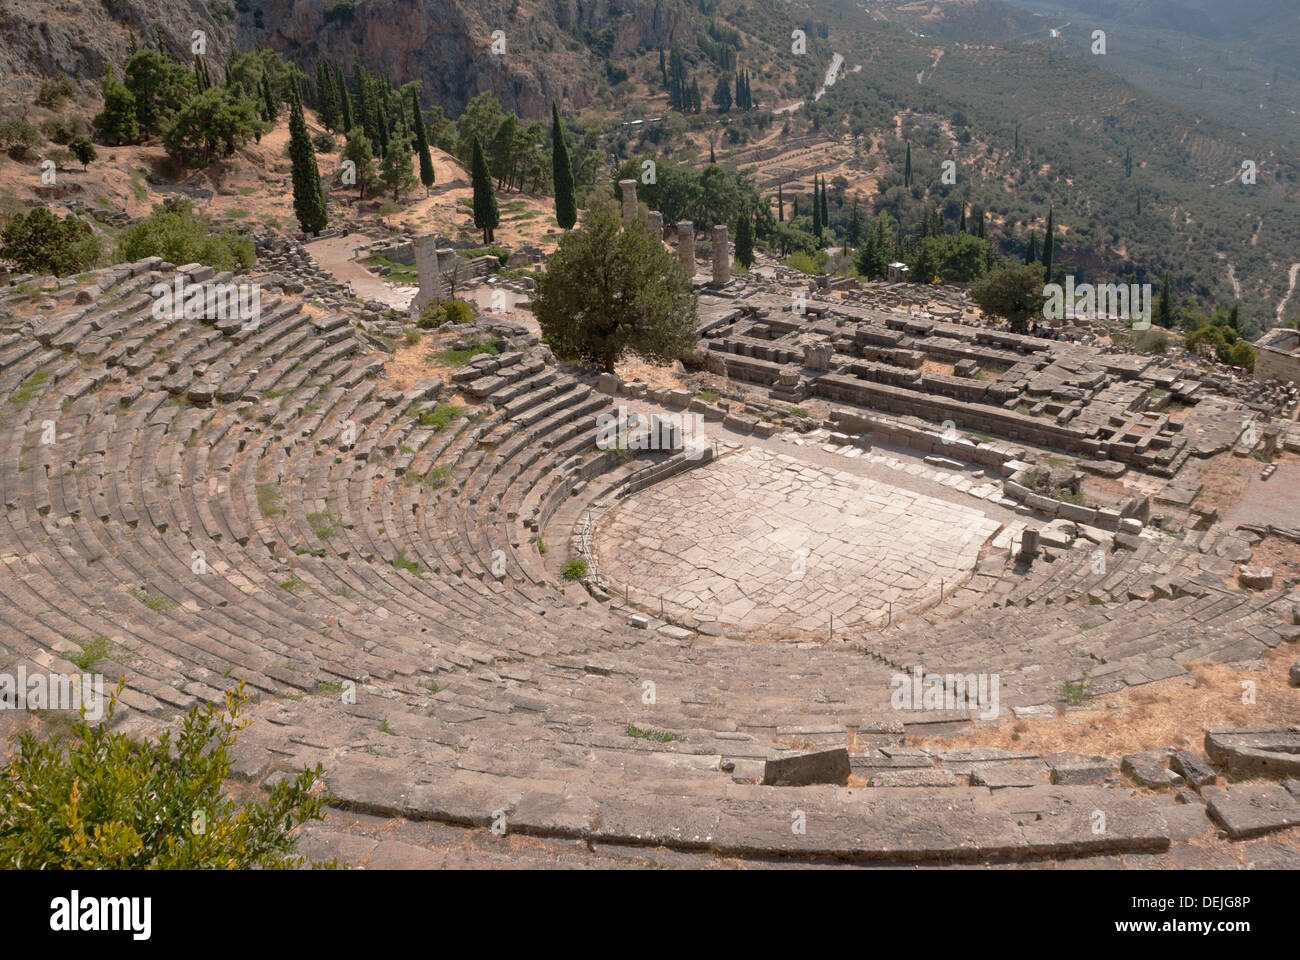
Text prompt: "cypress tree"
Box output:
[[709, 140, 716, 164], [1156, 272, 1174, 328], [471, 137, 498, 243], [811, 177, 821, 237], [411, 87, 435, 196], [1042, 206, 1054, 279], [976, 208, 987, 240], [904, 142, 911, 188], [735, 208, 754, 269], [337, 62, 353, 133], [959, 203, 967, 234], [316, 60, 337, 130], [820, 178, 830, 233], [846, 197, 861, 251], [777, 184, 784, 222], [262, 73, 278, 124], [288, 86, 328, 234], [550, 103, 577, 230], [1024, 232, 1037, 265]]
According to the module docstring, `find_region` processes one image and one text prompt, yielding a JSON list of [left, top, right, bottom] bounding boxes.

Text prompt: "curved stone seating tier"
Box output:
[[0, 260, 1294, 866]]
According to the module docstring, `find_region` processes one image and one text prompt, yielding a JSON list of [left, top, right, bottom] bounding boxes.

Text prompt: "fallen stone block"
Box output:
[[1204, 783, 1300, 839], [1122, 752, 1183, 789], [1045, 752, 1114, 785], [1204, 726, 1300, 778], [1169, 750, 1217, 789], [762, 748, 851, 786], [969, 761, 1047, 788], [1237, 565, 1275, 590]]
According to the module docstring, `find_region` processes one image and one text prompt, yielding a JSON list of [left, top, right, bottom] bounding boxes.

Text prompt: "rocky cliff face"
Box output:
[[252, 0, 700, 120], [0, 0, 701, 119], [0, 0, 236, 98]]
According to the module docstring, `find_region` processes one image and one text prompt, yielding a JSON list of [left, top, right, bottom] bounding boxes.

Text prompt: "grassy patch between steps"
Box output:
[[306, 510, 338, 539], [63, 634, 121, 670], [1059, 680, 1093, 706], [414, 403, 470, 430], [390, 548, 421, 575], [256, 483, 283, 517], [562, 559, 587, 580], [625, 723, 683, 743], [9, 370, 50, 404], [428, 339, 500, 366], [132, 587, 174, 612]]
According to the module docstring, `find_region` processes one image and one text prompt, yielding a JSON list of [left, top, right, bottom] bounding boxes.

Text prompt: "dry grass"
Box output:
[[914, 645, 1298, 760]]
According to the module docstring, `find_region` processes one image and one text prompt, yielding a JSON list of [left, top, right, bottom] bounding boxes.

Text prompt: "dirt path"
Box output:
[[306, 234, 416, 309], [1275, 261, 1300, 325]]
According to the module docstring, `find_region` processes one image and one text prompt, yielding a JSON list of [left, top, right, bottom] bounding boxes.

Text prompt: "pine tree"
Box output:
[[904, 142, 911, 188], [92, 66, 141, 146], [411, 87, 435, 196], [470, 137, 498, 244], [342, 127, 377, 200], [1042, 206, 1054, 279], [380, 120, 417, 202], [288, 86, 327, 234], [735, 207, 754, 269], [551, 103, 576, 230]]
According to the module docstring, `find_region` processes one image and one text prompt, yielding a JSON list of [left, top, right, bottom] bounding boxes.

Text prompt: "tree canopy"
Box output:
[[534, 195, 698, 374]]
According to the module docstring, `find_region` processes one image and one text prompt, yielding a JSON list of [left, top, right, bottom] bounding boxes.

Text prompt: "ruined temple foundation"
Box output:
[[712, 225, 730, 285], [647, 211, 663, 240]]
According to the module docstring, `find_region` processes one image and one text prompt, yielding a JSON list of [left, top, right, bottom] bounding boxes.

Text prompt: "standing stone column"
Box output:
[[619, 179, 639, 224], [412, 234, 442, 313], [677, 221, 695, 274], [647, 211, 663, 240], [711, 224, 730, 285]]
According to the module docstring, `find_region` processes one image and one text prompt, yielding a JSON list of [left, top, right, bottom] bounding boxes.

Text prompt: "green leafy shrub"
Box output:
[[116, 198, 254, 271], [0, 207, 103, 276], [0, 685, 335, 868], [0, 119, 45, 161], [563, 559, 588, 580], [417, 298, 475, 328]]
